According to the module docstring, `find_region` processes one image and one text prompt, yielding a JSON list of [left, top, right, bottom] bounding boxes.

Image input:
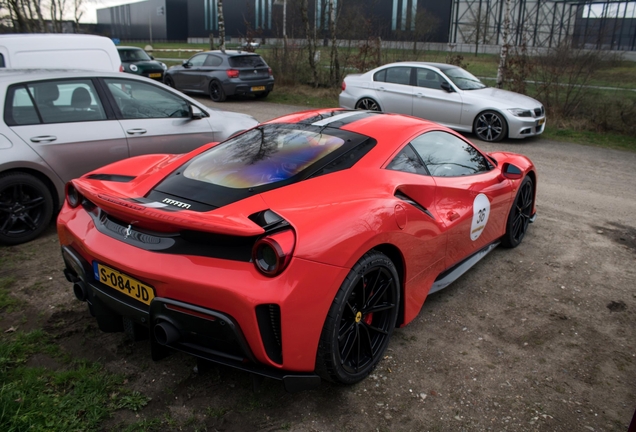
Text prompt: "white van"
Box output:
[[0, 34, 122, 72]]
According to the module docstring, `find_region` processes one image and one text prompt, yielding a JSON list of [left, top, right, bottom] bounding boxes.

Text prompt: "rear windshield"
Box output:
[[228, 55, 266, 68], [184, 126, 345, 188]]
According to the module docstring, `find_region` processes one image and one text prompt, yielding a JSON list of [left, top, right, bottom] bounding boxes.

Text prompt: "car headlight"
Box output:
[[129, 64, 138, 72], [508, 108, 532, 117], [161, 62, 167, 71]]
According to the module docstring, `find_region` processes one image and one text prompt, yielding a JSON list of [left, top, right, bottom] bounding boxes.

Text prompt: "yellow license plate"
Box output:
[[149, 73, 162, 78], [537, 118, 545, 125], [94, 262, 155, 305], [251, 86, 266, 92]]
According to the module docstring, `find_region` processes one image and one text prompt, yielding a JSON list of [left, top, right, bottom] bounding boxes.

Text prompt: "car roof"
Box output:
[[117, 46, 143, 50], [201, 50, 261, 57], [0, 68, 150, 82], [268, 109, 447, 166], [377, 61, 455, 71]]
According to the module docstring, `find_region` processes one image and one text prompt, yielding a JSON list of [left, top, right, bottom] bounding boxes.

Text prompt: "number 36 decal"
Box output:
[[471, 193, 491, 241]]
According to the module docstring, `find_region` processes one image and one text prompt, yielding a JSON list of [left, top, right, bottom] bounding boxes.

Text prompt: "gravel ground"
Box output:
[[2, 98, 635, 431]]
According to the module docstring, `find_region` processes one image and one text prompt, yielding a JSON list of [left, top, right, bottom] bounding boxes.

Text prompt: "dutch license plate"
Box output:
[[93, 262, 155, 305], [537, 118, 545, 126], [251, 86, 266, 92], [149, 73, 162, 78]]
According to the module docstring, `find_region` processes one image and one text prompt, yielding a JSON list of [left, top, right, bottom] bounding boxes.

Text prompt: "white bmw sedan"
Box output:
[[339, 62, 546, 142]]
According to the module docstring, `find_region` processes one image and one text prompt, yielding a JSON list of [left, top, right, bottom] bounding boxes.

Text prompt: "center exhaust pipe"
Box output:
[[154, 321, 180, 346]]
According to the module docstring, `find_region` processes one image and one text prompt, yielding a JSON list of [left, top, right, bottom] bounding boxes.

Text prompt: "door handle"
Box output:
[[378, 87, 385, 91], [447, 211, 460, 221], [30, 135, 57, 143], [126, 128, 147, 135], [416, 93, 425, 98]]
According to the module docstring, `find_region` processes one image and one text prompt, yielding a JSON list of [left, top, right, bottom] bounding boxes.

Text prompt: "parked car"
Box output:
[[117, 46, 167, 81], [58, 109, 537, 391], [0, 34, 122, 72], [0, 69, 258, 245], [339, 62, 546, 142], [164, 50, 274, 102]]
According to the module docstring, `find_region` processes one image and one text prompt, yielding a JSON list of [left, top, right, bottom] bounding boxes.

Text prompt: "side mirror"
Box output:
[[440, 82, 454, 92], [502, 163, 523, 180], [190, 105, 205, 120], [182, 60, 191, 68], [149, 55, 155, 60]]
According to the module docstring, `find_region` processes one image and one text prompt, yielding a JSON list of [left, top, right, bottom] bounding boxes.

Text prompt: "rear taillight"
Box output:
[[268, 67, 273, 76], [226, 69, 240, 78], [119, 64, 124, 72], [341, 81, 346, 91], [66, 182, 81, 208], [252, 230, 295, 276]]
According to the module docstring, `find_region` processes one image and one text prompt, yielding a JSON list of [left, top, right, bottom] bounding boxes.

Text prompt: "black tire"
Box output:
[[501, 176, 534, 248], [315, 251, 400, 384], [254, 91, 269, 99], [164, 75, 175, 88], [473, 110, 508, 142], [0, 172, 54, 245], [355, 98, 381, 111], [209, 80, 226, 102]]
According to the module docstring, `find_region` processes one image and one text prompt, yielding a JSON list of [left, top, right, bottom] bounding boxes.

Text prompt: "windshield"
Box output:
[[184, 126, 345, 188], [442, 67, 486, 90], [118, 49, 152, 62]]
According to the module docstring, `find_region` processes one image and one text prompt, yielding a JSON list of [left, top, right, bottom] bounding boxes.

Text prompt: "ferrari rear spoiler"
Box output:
[[73, 182, 265, 237]]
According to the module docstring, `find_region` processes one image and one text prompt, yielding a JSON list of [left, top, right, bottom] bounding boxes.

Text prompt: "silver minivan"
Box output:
[[0, 69, 258, 245]]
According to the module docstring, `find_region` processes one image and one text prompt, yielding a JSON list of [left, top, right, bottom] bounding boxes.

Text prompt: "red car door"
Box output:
[[409, 130, 514, 269]]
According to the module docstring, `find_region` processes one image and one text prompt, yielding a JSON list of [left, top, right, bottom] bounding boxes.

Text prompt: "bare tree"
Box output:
[[412, 9, 440, 55], [496, 0, 511, 88], [328, 0, 339, 86], [218, 0, 225, 53], [300, 0, 318, 86]]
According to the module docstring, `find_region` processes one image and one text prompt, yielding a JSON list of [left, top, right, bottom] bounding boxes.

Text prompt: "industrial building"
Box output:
[[96, 0, 636, 51]]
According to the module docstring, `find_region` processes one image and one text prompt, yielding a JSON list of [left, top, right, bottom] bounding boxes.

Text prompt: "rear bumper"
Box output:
[[61, 244, 321, 392], [223, 78, 274, 96], [57, 199, 351, 391]]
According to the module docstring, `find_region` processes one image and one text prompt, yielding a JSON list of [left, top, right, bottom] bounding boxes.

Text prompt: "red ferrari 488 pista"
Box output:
[[58, 109, 537, 392]]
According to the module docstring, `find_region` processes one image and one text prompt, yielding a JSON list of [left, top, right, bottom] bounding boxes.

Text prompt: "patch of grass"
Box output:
[[123, 418, 163, 432], [0, 330, 151, 432], [267, 84, 339, 108], [113, 391, 151, 412], [543, 127, 636, 152], [0, 277, 20, 312], [205, 406, 229, 419]]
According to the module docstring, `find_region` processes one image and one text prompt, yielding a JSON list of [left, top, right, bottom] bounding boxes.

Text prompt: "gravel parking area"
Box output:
[[2, 99, 635, 431]]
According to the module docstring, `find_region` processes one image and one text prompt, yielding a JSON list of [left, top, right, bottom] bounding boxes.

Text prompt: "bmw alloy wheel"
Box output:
[[474, 110, 507, 142], [355, 98, 380, 111]]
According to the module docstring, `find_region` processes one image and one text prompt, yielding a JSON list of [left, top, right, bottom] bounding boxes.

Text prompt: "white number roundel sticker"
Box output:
[[471, 193, 491, 241]]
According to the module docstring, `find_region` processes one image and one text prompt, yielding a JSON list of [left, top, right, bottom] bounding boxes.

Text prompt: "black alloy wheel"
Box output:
[[316, 251, 400, 384], [355, 98, 381, 111], [164, 76, 175, 88], [501, 176, 534, 248], [0, 172, 53, 245], [209, 80, 226, 102], [474, 110, 508, 142]]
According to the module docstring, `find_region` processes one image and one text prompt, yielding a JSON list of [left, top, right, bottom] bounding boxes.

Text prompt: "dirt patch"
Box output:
[[2, 132, 636, 431]]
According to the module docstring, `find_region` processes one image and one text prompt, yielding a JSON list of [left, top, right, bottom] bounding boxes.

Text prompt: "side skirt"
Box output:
[[428, 242, 500, 296]]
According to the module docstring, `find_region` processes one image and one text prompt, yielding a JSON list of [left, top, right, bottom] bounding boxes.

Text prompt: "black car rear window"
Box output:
[[152, 124, 375, 209], [228, 55, 266, 68], [184, 125, 345, 188]]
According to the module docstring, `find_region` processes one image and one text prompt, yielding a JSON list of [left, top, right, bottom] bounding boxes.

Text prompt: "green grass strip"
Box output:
[[0, 331, 150, 432]]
